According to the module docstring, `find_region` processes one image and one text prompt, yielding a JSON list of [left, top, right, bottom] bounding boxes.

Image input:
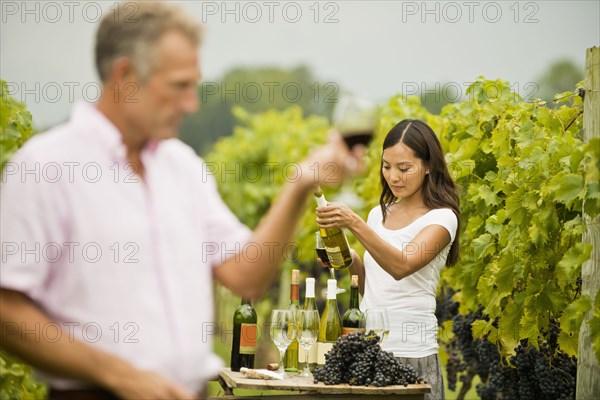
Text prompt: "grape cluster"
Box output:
[[435, 287, 459, 325], [473, 339, 577, 399], [447, 310, 577, 400], [312, 331, 425, 387], [451, 308, 484, 364], [445, 348, 462, 391]]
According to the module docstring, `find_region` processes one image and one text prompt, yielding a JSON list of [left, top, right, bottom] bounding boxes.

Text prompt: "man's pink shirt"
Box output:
[[0, 102, 252, 391]]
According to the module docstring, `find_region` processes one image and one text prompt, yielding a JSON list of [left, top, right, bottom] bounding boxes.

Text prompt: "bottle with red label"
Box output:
[[231, 298, 257, 371], [342, 275, 365, 336]]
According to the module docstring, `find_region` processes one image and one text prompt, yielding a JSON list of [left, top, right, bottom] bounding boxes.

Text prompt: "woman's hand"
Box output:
[[316, 202, 361, 230]]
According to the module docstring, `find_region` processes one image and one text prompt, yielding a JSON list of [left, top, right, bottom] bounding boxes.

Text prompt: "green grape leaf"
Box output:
[[558, 331, 578, 357], [560, 295, 592, 333], [472, 233, 495, 259], [472, 319, 492, 340], [520, 310, 540, 347], [557, 243, 592, 283], [499, 301, 522, 353], [547, 172, 585, 205]]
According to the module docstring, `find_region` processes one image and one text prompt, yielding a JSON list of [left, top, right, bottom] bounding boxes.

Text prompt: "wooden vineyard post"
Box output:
[[576, 46, 599, 400]]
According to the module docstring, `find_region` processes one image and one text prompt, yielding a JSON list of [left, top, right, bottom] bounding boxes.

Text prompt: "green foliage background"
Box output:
[[1, 80, 34, 170], [207, 78, 600, 395], [0, 80, 46, 399], [180, 66, 338, 155], [1, 74, 598, 399]]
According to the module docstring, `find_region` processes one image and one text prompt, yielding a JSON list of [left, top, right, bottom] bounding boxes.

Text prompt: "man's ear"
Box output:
[[111, 57, 139, 85]]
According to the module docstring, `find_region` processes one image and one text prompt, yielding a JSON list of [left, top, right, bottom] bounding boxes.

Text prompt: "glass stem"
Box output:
[[278, 348, 286, 376], [329, 268, 335, 279], [304, 346, 310, 375]]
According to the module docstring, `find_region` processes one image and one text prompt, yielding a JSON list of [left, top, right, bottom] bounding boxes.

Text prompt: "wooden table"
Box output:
[[215, 368, 431, 399]]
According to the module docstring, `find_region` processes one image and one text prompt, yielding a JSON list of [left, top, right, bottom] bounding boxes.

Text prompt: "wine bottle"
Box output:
[[317, 279, 342, 366], [284, 269, 299, 372], [342, 275, 365, 336], [314, 186, 353, 269], [230, 298, 257, 371], [298, 277, 318, 371]]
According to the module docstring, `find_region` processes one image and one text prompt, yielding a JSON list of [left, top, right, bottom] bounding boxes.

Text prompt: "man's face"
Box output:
[[123, 30, 201, 141]]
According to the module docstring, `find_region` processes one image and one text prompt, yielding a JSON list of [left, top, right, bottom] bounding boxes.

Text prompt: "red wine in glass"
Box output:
[[316, 248, 332, 268], [341, 129, 374, 149]]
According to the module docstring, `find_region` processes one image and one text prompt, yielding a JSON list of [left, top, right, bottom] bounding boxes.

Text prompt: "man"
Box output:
[[0, 2, 362, 399]]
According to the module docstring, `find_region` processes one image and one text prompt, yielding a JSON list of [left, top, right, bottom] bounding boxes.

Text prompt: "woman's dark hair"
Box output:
[[379, 119, 461, 266]]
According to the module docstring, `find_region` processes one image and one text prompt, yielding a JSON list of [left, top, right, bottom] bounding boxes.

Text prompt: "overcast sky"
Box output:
[[1, 1, 598, 128]]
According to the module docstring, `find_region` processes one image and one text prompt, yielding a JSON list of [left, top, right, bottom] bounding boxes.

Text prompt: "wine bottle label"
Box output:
[[317, 342, 334, 365], [239, 323, 257, 355], [325, 246, 344, 267], [342, 327, 365, 336]]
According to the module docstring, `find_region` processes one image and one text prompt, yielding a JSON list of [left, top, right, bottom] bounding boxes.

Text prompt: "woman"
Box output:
[[317, 119, 460, 400]]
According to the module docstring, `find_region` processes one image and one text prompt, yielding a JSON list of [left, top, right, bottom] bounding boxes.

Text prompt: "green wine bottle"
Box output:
[[342, 275, 365, 336], [284, 269, 299, 372], [230, 298, 257, 372], [298, 277, 318, 371], [317, 279, 342, 366], [314, 186, 353, 269]]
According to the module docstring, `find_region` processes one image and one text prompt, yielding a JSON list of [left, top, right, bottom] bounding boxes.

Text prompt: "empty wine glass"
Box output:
[[295, 309, 320, 377], [270, 309, 296, 377], [315, 232, 345, 294], [364, 308, 390, 345]]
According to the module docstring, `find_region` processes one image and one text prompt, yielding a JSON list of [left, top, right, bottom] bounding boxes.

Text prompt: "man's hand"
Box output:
[[106, 368, 198, 400], [299, 131, 366, 188], [0, 289, 198, 400]]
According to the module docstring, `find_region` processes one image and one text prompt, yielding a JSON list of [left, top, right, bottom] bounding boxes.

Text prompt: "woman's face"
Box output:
[[382, 141, 428, 200]]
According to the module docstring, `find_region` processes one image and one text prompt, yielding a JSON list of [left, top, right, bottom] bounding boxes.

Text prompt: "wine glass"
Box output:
[[332, 93, 377, 149], [330, 94, 378, 208], [364, 308, 390, 344], [315, 232, 345, 294], [295, 309, 320, 377], [270, 309, 296, 377]]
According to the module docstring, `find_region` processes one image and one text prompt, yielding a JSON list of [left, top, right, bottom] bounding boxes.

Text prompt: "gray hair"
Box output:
[[95, 1, 203, 83]]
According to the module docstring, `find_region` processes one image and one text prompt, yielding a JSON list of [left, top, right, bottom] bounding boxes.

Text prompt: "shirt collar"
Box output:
[[71, 101, 161, 162]]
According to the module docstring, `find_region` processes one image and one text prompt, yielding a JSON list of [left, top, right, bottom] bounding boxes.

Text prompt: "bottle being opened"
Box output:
[[313, 186, 353, 269]]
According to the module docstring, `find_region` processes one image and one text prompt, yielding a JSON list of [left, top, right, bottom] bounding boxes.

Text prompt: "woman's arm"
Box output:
[[317, 204, 451, 280]]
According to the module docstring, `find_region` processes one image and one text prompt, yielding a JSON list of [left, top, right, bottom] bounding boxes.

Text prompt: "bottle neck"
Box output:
[[290, 283, 299, 305], [325, 298, 339, 312], [349, 285, 359, 309], [241, 298, 251, 306], [314, 191, 327, 207], [304, 297, 316, 310], [326, 280, 337, 300]]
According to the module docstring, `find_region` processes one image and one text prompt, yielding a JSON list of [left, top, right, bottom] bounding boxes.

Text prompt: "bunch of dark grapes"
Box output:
[[451, 308, 484, 364], [476, 364, 516, 400], [474, 339, 577, 399], [312, 331, 425, 387], [475, 339, 500, 380], [435, 287, 459, 325]]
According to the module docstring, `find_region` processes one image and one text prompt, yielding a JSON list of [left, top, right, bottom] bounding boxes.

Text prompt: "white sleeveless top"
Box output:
[[360, 206, 458, 358]]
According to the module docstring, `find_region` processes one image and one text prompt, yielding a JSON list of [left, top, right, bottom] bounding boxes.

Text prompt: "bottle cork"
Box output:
[[351, 275, 359, 286], [291, 269, 300, 285]]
